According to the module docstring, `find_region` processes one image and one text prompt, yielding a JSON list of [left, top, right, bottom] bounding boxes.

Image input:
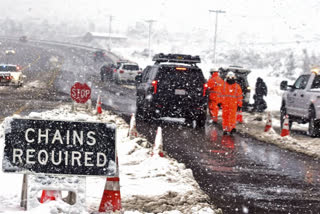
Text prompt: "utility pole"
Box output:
[[108, 16, 114, 50], [209, 10, 226, 64], [145, 20, 156, 59]]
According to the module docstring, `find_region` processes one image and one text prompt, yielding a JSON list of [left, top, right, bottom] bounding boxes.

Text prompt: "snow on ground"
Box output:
[[0, 105, 222, 214], [235, 111, 320, 159]]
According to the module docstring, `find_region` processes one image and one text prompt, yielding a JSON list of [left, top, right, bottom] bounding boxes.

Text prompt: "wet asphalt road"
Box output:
[[1, 40, 320, 214], [133, 118, 320, 214]]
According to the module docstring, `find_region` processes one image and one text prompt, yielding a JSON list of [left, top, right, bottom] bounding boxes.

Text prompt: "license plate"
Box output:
[[175, 89, 186, 95]]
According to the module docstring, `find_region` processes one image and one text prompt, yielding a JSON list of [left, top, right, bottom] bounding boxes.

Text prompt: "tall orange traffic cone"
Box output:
[[237, 109, 244, 124], [40, 190, 62, 203], [96, 95, 102, 114], [264, 112, 272, 132], [99, 154, 121, 212], [281, 115, 290, 137], [152, 127, 164, 157], [99, 177, 121, 212], [128, 113, 138, 139]]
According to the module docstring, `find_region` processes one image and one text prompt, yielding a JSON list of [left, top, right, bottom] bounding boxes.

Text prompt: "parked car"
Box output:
[[280, 67, 320, 137], [113, 62, 140, 84], [135, 53, 208, 127], [218, 66, 251, 111]]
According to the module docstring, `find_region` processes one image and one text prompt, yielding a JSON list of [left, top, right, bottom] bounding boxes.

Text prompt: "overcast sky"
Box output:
[[2, 0, 320, 43]]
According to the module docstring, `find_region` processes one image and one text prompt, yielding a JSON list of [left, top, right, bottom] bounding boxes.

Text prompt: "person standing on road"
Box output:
[[207, 68, 224, 123], [221, 71, 243, 135], [252, 77, 268, 112]]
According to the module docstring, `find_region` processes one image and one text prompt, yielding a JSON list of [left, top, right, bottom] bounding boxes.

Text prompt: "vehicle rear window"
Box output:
[[123, 65, 139, 70], [0, 66, 17, 72], [157, 66, 205, 86]]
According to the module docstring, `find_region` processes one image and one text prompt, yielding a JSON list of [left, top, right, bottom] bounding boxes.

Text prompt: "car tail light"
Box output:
[[16, 65, 21, 70], [176, 67, 187, 71], [119, 70, 124, 74], [152, 80, 158, 94], [203, 83, 208, 96]]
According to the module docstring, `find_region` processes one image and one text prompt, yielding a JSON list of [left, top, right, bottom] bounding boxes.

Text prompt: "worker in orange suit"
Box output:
[[207, 68, 224, 123], [221, 71, 243, 135]]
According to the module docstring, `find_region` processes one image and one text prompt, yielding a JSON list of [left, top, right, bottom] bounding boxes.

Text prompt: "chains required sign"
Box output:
[[2, 118, 116, 176]]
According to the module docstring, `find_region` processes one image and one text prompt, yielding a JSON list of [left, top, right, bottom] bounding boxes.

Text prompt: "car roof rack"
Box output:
[[152, 53, 201, 65]]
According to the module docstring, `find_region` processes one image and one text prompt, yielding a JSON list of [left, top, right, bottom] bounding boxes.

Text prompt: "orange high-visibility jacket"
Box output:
[[207, 73, 224, 103], [221, 82, 243, 108]]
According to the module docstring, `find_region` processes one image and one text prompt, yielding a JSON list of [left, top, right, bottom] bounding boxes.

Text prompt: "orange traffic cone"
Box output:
[[281, 115, 290, 137], [99, 154, 121, 212], [128, 113, 138, 139], [40, 190, 62, 203], [99, 177, 121, 212], [237, 109, 244, 124], [96, 95, 102, 114], [152, 127, 164, 157], [264, 112, 272, 132]]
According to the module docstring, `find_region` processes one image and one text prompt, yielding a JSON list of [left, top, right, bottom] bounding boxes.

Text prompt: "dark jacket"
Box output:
[[255, 77, 267, 97]]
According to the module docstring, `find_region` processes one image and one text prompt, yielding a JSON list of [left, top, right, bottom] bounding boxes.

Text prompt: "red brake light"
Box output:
[[176, 67, 187, 71], [119, 70, 124, 74], [203, 83, 208, 96], [16, 66, 21, 70], [114, 69, 117, 73], [152, 80, 158, 94]]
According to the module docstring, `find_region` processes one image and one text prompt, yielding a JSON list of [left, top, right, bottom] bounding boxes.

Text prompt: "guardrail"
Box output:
[[0, 36, 121, 63]]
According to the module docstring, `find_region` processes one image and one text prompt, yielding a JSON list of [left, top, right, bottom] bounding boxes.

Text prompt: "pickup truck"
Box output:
[[280, 68, 320, 137]]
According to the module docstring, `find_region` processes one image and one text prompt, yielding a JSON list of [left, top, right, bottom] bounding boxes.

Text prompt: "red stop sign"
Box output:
[[70, 82, 91, 103]]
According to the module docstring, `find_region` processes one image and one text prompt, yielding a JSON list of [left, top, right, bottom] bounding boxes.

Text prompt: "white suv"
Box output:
[[113, 62, 140, 84], [0, 64, 25, 87]]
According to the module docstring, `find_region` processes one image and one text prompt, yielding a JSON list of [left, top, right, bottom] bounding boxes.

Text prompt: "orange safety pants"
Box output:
[[222, 103, 237, 132], [209, 100, 220, 122]]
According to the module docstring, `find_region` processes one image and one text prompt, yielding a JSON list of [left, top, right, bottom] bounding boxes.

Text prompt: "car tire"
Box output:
[[280, 105, 292, 130], [196, 112, 207, 128], [308, 107, 320, 137], [136, 96, 145, 120]]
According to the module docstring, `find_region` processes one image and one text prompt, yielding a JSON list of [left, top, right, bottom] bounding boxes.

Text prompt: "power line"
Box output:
[[209, 10, 226, 64]]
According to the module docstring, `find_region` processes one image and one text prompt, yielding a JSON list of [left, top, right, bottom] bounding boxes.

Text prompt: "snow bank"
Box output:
[[0, 105, 222, 214], [235, 111, 320, 159]]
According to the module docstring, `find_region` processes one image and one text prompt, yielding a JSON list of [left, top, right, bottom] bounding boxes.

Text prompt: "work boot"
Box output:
[[230, 128, 236, 135]]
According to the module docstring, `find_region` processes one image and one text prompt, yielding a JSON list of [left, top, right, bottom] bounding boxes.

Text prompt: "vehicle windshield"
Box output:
[[123, 64, 139, 70]]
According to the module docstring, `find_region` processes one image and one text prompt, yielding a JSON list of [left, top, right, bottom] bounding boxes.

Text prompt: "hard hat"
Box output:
[[210, 68, 219, 73], [226, 71, 236, 79], [311, 67, 320, 75], [210, 68, 219, 75]]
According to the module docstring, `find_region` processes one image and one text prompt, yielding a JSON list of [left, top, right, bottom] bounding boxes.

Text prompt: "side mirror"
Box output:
[[280, 81, 288, 91], [135, 73, 142, 84]]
